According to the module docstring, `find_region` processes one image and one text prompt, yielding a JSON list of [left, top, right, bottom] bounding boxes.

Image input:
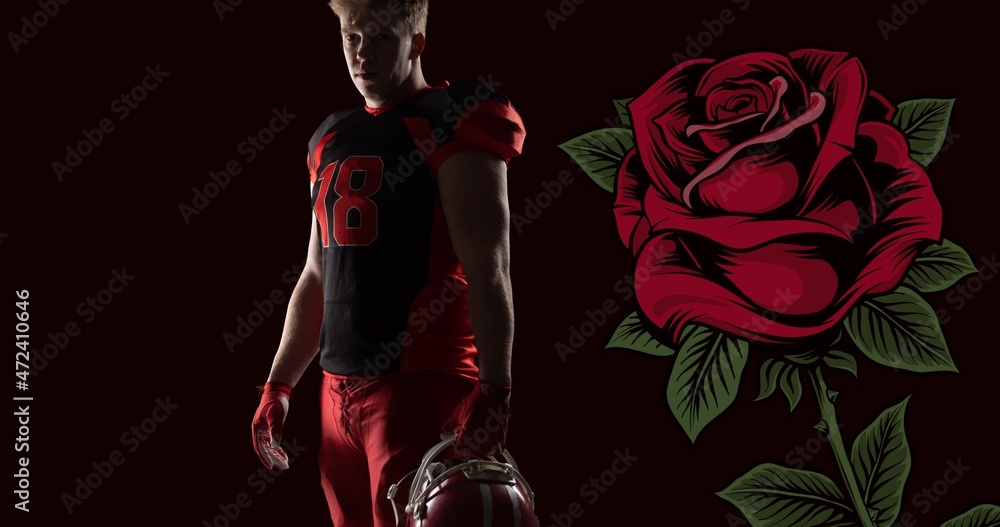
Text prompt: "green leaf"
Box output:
[[844, 286, 957, 373], [717, 463, 856, 527], [557, 128, 634, 192], [612, 97, 633, 126], [851, 397, 911, 527], [779, 367, 802, 412], [813, 420, 829, 434], [666, 325, 749, 443], [939, 504, 1000, 527], [605, 311, 676, 356], [903, 240, 977, 293], [785, 349, 824, 365], [891, 98, 956, 166], [823, 350, 859, 378], [755, 359, 787, 402]]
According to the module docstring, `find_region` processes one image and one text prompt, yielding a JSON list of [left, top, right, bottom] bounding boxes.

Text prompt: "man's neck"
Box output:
[[365, 76, 429, 113], [366, 67, 429, 109]]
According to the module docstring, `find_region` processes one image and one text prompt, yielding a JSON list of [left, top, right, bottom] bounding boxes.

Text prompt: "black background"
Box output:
[[5, 0, 997, 525]]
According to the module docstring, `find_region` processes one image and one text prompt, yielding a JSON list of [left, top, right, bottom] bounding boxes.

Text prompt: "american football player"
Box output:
[[251, 1, 526, 525]]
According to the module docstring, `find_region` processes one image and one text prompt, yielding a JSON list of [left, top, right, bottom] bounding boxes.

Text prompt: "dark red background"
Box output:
[[6, 0, 997, 525]]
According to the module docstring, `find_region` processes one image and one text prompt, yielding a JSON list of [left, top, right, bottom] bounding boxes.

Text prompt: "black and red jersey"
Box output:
[[306, 79, 525, 379]]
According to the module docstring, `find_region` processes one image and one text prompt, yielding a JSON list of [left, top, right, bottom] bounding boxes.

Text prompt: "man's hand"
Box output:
[[252, 381, 292, 470], [451, 380, 512, 459]]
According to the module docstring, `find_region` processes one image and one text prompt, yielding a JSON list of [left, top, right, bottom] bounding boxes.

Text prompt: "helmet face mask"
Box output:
[[388, 435, 539, 527]]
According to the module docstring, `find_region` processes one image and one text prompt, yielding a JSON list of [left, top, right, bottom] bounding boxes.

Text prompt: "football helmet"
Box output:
[[387, 434, 539, 526]]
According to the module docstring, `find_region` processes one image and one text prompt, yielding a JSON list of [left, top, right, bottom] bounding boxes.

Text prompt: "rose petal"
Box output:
[[686, 76, 790, 155], [686, 110, 766, 136], [613, 149, 651, 255], [799, 157, 873, 238], [644, 188, 853, 251], [681, 91, 827, 208], [800, 197, 863, 240], [628, 50, 943, 347], [861, 120, 915, 168], [694, 155, 798, 214], [630, 59, 716, 202], [848, 122, 943, 296], [718, 243, 839, 316], [634, 232, 849, 344], [760, 76, 789, 131], [696, 53, 811, 118], [789, 50, 869, 213], [703, 81, 772, 121], [689, 114, 768, 154]]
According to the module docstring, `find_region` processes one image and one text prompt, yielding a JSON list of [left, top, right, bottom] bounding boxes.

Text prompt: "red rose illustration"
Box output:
[[614, 49, 943, 344]]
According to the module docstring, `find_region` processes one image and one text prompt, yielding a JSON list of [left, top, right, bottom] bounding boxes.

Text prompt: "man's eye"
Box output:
[[345, 34, 359, 43]]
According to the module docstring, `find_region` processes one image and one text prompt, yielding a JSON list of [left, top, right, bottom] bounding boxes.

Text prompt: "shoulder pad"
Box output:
[[445, 78, 509, 105], [307, 108, 363, 153]]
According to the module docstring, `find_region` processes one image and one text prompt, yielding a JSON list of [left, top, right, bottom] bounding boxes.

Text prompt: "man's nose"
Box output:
[[356, 38, 374, 61]]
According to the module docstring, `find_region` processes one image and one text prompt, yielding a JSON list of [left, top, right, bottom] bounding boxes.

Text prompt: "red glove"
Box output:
[[451, 379, 511, 459], [252, 381, 291, 470]]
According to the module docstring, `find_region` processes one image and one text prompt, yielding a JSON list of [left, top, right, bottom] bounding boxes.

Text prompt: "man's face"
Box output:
[[340, 8, 418, 108]]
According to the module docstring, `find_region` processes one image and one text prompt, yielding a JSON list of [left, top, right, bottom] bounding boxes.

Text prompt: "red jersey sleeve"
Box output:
[[430, 99, 525, 172]]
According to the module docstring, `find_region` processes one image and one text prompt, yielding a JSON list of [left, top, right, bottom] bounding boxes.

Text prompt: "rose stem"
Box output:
[[807, 367, 876, 527]]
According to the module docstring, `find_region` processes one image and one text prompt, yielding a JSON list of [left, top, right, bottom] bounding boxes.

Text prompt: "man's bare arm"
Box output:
[[266, 218, 325, 388], [437, 150, 514, 387]]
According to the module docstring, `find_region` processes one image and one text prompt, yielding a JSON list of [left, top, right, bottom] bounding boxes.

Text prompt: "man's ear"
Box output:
[[410, 33, 425, 59]]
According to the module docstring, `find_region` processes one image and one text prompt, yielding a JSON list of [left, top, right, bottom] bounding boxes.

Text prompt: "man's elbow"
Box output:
[[293, 264, 323, 296], [461, 251, 510, 287]]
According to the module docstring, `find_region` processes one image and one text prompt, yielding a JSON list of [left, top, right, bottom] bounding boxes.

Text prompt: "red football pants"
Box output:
[[319, 370, 475, 527]]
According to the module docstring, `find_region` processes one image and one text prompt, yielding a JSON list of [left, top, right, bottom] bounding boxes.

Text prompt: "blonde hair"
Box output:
[[329, 0, 428, 36]]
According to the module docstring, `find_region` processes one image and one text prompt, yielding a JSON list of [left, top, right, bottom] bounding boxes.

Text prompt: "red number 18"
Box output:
[[313, 155, 383, 247]]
